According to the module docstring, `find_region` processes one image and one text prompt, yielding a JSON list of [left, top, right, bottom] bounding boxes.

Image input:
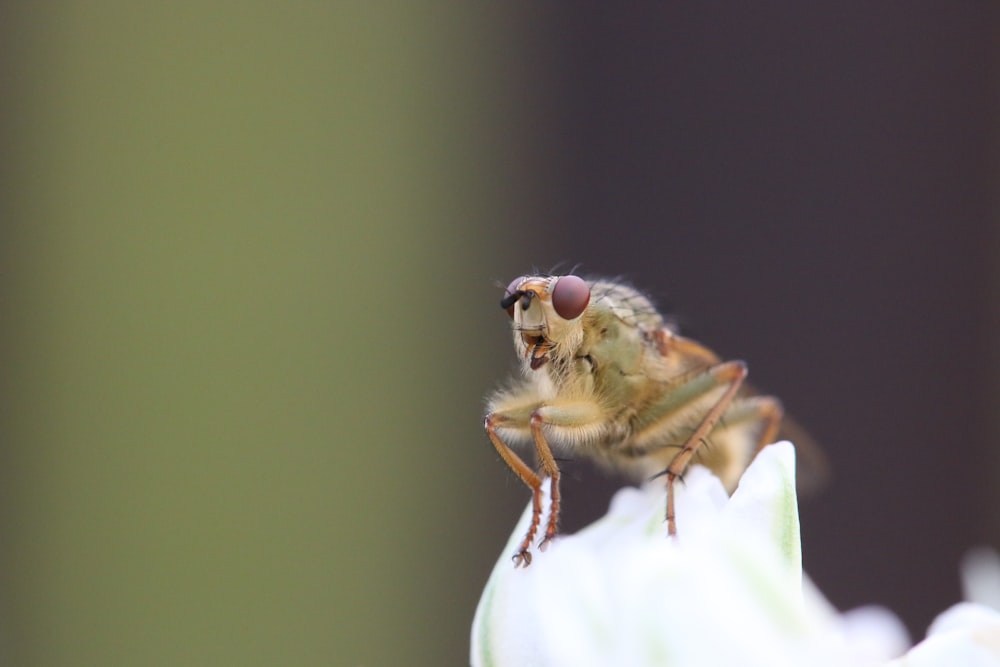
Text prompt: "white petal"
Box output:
[[963, 549, 1000, 611], [838, 606, 911, 661], [471, 441, 904, 667], [887, 604, 1000, 666]]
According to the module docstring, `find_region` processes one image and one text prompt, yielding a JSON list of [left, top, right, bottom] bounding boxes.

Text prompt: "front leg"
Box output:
[[485, 396, 607, 566], [485, 409, 543, 567], [530, 400, 608, 550]]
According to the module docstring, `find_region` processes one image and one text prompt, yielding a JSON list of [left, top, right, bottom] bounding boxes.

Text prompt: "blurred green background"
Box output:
[[0, 4, 534, 665]]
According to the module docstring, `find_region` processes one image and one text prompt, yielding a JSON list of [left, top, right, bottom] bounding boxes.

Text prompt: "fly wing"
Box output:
[[653, 323, 831, 495], [773, 411, 831, 494], [740, 380, 831, 495], [650, 327, 831, 495]]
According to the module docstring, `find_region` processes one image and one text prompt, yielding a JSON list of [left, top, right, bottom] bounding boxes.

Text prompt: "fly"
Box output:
[[485, 274, 805, 567]]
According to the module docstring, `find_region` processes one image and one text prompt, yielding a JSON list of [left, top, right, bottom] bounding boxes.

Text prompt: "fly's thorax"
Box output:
[[587, 279, 664, 333], [580, 279, 668, 389], [582, 306, 651, 373]]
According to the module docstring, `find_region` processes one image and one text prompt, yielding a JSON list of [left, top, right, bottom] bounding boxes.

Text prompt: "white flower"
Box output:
[[962, 548, 1000, 612], [886, 549, 1000, 666], [886, 603, 1000, 667], [471, 442, 907, 667]]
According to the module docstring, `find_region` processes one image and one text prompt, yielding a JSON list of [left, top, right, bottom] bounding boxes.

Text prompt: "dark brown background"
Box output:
[[485, 4, 997, 637]]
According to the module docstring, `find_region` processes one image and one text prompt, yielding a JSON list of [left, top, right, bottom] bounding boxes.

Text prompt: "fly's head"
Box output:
[[501, 275, 591, 373]]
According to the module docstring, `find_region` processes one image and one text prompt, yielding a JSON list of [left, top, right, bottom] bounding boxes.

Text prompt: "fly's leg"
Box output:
[[695, 395, 785, 492], [529, 401, 607, 549], [486, 399, 606, 566], [623, 360, 751, 536], [529, 412, 562, 551], [485, 412, 544, 567], [661, 361, 748, 535], [725, 395, 783, 458]]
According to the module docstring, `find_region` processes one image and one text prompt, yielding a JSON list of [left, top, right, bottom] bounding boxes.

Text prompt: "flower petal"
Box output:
[[471, 442, 857, 667], [888, 603, 1000, 666]]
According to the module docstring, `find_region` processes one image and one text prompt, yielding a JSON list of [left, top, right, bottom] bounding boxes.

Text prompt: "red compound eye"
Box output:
[[502, 276, 525, 318], [551, 275, 590, 320]]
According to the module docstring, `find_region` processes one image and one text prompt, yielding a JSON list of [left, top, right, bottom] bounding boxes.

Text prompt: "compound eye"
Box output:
[[502, 276, 525, 318], [551, 275, 590, 320]]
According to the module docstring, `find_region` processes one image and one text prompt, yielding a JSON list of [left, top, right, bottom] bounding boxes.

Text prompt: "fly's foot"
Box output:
[[512, 549, 533, 568]]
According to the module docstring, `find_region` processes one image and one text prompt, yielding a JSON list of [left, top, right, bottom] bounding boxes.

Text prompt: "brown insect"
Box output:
[[485, 274, 796, 567]]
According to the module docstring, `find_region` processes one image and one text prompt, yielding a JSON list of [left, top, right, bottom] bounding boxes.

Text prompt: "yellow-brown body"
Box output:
[[486, 275, 782, 566]]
